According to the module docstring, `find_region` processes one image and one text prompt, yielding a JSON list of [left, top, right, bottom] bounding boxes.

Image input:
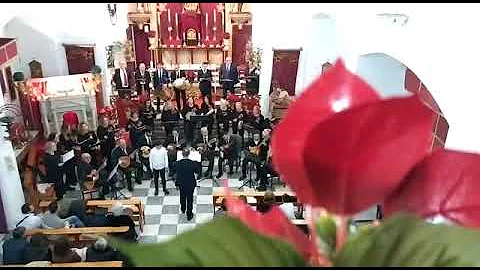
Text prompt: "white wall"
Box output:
[[251, 3, 480, 153], [0, 91, 25, 231], [1, 3, 129, 105], [356, 53, 408, 97]]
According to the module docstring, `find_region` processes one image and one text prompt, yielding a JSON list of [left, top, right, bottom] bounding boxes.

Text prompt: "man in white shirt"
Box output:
[[149, 140, 170, 196], [16, 204, 50, 229]]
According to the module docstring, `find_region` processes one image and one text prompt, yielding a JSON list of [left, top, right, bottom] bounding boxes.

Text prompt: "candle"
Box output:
[[137, 3, 141, 11], [213, 8, 216, 24], [150, 61, 154, 69], [176, 12, 179, 30], [206, 13, 208, 30], [168, 9, 171, 23]]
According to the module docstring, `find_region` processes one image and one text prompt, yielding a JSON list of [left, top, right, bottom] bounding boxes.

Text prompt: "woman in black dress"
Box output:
[[182, 97, 199, 145], [140, 99, 156, 130], [58, 124, 77, 189], [199, 95, 215, 134]]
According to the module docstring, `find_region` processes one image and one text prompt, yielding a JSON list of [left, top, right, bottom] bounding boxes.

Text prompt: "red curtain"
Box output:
[[271, 50, 301, 96], [64, 45, 95, 75], [132, 25, 151, 66], [232, 24, 252, 67]]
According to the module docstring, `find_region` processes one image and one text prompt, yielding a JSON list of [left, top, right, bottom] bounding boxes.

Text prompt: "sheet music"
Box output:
[[61, 150, 75, 163]]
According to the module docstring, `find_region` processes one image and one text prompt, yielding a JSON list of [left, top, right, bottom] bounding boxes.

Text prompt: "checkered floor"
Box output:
[[115, 168, 284, 244], [59, 159, 287, 244]]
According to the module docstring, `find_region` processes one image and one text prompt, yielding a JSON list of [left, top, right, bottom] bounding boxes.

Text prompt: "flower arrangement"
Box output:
[[245, 40, 263, 71], [106, 41, 133, 68], [111, 58, 480, 267]]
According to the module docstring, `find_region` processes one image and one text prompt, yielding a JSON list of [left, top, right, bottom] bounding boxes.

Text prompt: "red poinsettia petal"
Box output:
[[384, 149, 480, 228], [302, 95, 436, 215], [224, 187, 317, 262], [272, 59, 380, 212]]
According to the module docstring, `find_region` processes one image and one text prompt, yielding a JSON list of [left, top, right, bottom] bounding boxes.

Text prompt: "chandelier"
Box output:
[[107, 3, 118, 26]]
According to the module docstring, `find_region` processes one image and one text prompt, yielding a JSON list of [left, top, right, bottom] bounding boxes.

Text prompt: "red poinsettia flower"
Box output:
[[272, 58, 435, 215], [383, 149, 480, 227]]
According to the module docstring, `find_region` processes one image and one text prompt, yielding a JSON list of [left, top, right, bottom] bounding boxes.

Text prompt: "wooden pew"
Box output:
[[213, 190, 297, 213], [1, 261, 123, 267], [86, 199, 145, 232], [39, 198, 145, 232], [25, 226, 129, 242]]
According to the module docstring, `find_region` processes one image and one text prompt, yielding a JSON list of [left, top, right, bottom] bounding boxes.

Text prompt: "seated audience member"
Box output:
[[42, 201, 85, 228], [52, 237, 82, 263], [2, 227, 28, 265], [214, 198, 227, 218], [24, 233, 52, 263], [257, 191, 276, 214], [279, 194, 303, 220], [16, 204, 49, 229], [106, 203, 138, 242], [86, 237, 120, 262], [68, 199, 108, 227]]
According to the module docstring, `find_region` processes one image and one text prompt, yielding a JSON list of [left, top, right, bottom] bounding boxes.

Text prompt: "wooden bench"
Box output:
[[1, 261, 123, 267], [86, 199, 145, 232], [25, 226, 129, 242], [39, 199, 145, 232], [213, 190, 297, 213]]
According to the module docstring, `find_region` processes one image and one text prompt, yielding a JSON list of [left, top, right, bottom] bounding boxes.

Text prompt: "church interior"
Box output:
[[0, 2, 479, 267]]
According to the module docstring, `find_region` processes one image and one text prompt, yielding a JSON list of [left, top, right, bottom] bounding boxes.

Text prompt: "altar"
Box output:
[[29, 73, 99, 137]]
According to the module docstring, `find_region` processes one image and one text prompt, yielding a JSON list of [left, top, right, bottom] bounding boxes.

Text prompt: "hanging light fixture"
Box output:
[[107, 3, 118, 26]]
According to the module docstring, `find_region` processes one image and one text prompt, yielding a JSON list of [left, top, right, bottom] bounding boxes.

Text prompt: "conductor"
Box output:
[[172, 148, 202, 221]]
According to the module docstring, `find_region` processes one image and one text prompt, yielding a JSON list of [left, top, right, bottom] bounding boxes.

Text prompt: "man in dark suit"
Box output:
[[194, 126, 215, 179], [166, 129, 185, 178], [153, 62, 169, 91], [198, 62, 213, 104], [219, 57, 239, 98], [135, 62, 151, 95], [111, 60, 133, 98], [109, 139, 140, 191], [170, 63, 187, 110], [172, 148, 202, 220], [136, 128, 153, 180]]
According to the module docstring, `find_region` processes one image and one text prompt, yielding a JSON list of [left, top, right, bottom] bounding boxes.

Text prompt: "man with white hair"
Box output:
[[219, 57, 239, 98], [135, 62, 151, 95], [86, 237, 120, 262], [112, 60, 133, 98], [194, 126, 215, 178]]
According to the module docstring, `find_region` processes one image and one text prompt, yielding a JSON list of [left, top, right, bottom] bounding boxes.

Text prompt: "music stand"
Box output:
[[107, 165, 128, 200]]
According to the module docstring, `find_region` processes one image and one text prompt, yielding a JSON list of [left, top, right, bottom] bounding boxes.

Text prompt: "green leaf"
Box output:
[[315, 214, 336, 257], [335, 213, 480, 266], [111, 216, 306, 267]]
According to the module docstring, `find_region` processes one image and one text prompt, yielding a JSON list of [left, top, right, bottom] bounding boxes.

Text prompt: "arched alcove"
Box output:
[[357, 52, 449, 150]]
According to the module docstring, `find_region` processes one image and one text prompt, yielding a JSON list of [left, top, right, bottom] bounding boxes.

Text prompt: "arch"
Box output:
[[357, 52, 449, 150]]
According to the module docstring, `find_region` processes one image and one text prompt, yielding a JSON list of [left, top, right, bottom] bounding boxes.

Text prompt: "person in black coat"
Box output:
[[106, 204, 138, 242], [219, 57, 239, 97], [135, 62, 151, 95], [170, 64, 187, 110], [160, 101, 181, 137], [2, 227, 29, 265], [109, 139, 140, 191], [139, 99, 156, 129], [246, 64, 260, 95], [136, 128, 153, 180], [42, 141, 65, 200], [172, 148, 202, 220], [153, 62, 170, 91], [198, 62, 213, 104], [24, 233, 52, 263], [112, 60, 133, 98]]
